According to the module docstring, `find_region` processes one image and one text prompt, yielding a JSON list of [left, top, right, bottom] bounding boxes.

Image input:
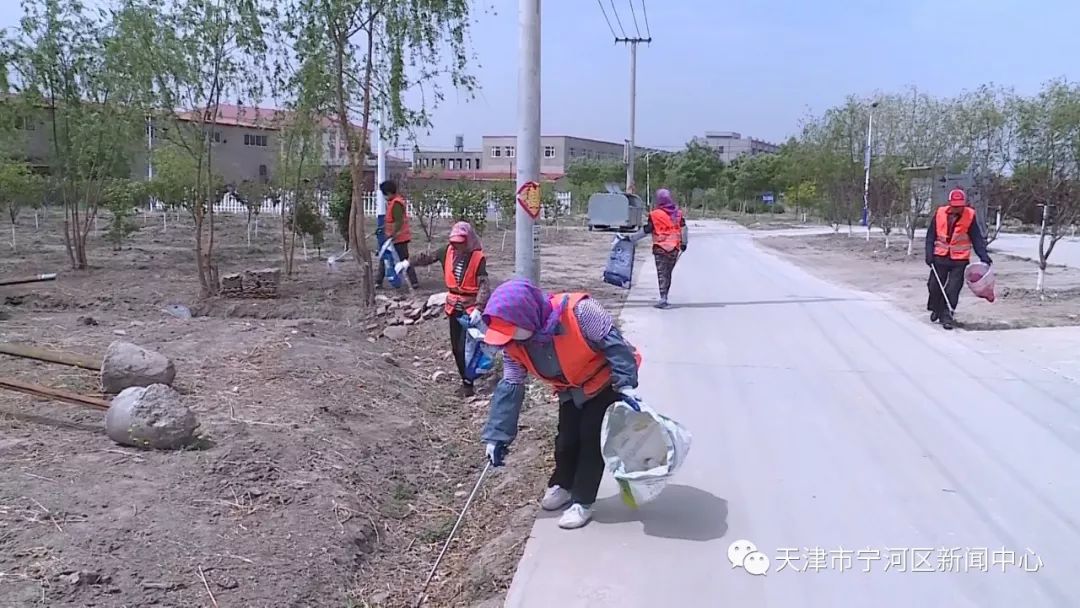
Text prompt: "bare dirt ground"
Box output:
[[760, 232, 1080, 330], [0, 209, 624, 607]]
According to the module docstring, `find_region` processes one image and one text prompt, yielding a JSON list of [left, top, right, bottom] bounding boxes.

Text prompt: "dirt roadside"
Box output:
[[759, 232, 1080, 330], [0, 211, 624, 607]]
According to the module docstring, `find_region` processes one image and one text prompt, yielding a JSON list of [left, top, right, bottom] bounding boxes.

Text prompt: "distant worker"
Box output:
[[626, 188, 688, 308], [396, 221, 489, 397], [925, 188, 992, 330], [480, 279, 642, 530], [376, 180, 420, 290]]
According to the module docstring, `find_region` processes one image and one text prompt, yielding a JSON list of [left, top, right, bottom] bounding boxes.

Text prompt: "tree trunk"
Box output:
[[333, 16, 376, 306]]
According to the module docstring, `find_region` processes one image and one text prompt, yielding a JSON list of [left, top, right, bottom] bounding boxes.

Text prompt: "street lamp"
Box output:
[[862, 101, 879, 240]]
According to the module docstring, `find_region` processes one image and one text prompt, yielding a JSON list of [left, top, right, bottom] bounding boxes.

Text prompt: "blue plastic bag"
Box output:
[[603, 236, 636, 289], [458, 317, 495, 381], [376, 216, 403, 288]]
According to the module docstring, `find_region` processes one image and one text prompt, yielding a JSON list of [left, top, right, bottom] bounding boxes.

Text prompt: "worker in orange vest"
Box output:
[[480, 279, 642, 529], [376, 180, 420, 289], [924, 188, 992, 330], [396, 221, 490, 397], [626, 188, 688, 308]]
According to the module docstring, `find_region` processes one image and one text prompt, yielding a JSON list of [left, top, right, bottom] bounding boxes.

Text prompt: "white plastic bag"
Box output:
[[600, 401, 692, 509]]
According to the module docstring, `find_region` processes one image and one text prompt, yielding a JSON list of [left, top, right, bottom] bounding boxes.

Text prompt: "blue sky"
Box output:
[[4, 0, 1079, 152]]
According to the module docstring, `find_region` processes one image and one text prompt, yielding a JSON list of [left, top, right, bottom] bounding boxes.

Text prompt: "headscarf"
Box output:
[[482, 279, 566, 343], [655, 188, 681, 221], [449, 221, 482, 251]]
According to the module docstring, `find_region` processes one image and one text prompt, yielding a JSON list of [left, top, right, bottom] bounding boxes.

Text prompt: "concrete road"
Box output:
[[990, 233, 1080, 269], [504, 222, 1080, 607]]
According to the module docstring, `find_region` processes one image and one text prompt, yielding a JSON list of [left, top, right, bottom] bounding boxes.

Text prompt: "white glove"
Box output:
[[394, 260, 410, 274], [617, 386, 642, 411], [468, 309, 483, 325]]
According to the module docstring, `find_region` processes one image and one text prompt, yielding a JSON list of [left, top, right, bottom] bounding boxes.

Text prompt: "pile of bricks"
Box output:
[[219, 268, 281, 299]]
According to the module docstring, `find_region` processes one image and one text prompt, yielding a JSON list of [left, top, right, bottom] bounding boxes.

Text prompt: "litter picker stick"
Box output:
[[414, 461, 491, 608], [0, 273, 57, 287], [930, 265, 955, 316], [0, 377, 110, 410]]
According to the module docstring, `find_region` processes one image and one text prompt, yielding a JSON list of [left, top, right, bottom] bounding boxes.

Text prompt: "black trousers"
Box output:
[[927, 258, 968, 320], [376, 241, 419, 288], [448, 312, 471, 386], [548, 387, 620, 505]]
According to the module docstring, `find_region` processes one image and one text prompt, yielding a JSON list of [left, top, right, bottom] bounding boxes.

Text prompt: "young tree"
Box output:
[[7, 0, 146, 269], [1013, 80, 1080, 292], [274, 113, 324, 275], [285, 0, 478, 305], [134, 0, 274, 296], [412, 189, 445, 241], [667, 141, 725, 211], [0, 160, 42, 250], [101, 178, 146, 251]]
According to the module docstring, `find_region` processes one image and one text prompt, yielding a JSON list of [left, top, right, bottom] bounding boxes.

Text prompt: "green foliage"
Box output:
[[412, 190, 446, 241], [486, 180, 516, 223], [288, 198, 326, 248], [540, 182, 563, 223], [102, 179, 147, 250], [329, 169, 352, 241], [667, 142, 725, 204], [444, 181, 487, 234]]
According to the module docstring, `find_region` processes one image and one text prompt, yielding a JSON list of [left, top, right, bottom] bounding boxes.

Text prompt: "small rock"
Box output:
[[432, 370, 448, 382], [216, 577, 239, 590], [389, 317, 404, 326], [454, 490, 467, 498], [375, 294, 393, 305], [366, 337, 377, 343], [62, 571, 110, 586], [406, 308, 423, 321], [130, 321, 145, 327], [112, 329, 127, 336], [365, 322, 379, 331], [403, 319, 416, 326], [383, 326, 408, 341], [162, 304, 192, 320], [412, 361, 423, 368], [376, 305, 390, 316], [426, 292, 448, 310], [77, 316, 98, 326], [380, 352, 400, 367]]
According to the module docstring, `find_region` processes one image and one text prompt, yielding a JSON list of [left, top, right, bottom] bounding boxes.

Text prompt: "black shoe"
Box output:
[[930, 311, 939, 323], [942, 318, 954, 330], [456, 383, 475, 398]]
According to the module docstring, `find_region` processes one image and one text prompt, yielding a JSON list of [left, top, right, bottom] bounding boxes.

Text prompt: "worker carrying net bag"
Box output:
[[600, 399, 692, 509]]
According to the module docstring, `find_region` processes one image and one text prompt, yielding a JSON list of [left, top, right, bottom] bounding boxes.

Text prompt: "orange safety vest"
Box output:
[[387, 195, 411, 244], [504, 293, 642, 398], [933, 206, 976, 261], [443, 247, 485, 315], [649, 209, 682, 252]]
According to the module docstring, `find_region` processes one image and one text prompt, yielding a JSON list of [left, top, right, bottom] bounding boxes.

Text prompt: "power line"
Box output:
[[609, 0, 628, 38], [596, 0, 618, 40], [628, 0, 641, 38], [642, 0, 652, 39]]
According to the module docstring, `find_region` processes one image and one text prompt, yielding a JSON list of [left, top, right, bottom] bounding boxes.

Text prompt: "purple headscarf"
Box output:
[[482, 279, 566, 343], [655, 189, 681, 221]]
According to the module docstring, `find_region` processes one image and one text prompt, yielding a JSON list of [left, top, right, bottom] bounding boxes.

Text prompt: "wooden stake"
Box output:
[[0, 377, 109, 410], [0, 343, 101, 371]]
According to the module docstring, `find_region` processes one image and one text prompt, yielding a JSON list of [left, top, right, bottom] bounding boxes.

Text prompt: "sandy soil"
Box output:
[[0, 209, 624, 607], [759, 232, 1080, 331]]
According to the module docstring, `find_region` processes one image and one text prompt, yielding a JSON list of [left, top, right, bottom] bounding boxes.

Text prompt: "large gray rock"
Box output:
[[105, 384, 199, 450], [425, 292, 448, 310], [101, 341, 176, 394]]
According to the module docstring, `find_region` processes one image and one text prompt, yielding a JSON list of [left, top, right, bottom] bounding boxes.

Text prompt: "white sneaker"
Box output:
[[557, 503, 593, 529], [540, 485, 572, 511]]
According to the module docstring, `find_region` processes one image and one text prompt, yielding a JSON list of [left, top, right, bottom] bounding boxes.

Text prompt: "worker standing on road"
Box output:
[[480, 279, 642, 530], [376, 180, 420, 290], [626, 188, 688, 309], [925, 188, 992, 330], [395, 221, 490, 397]]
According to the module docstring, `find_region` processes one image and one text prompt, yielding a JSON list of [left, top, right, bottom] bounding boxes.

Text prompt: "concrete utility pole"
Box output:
[[516, 0, 541, 283], [617, 35, 650, 194]]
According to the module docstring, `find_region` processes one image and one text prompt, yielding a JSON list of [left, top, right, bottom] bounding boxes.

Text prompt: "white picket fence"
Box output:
[[153, 190, 573, 220]]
